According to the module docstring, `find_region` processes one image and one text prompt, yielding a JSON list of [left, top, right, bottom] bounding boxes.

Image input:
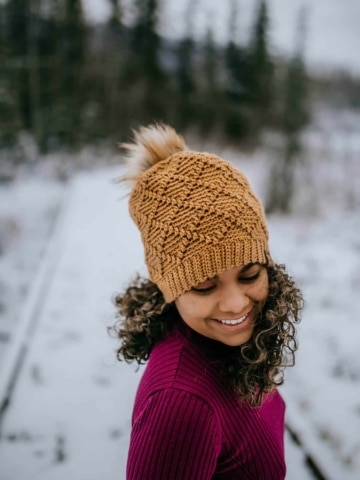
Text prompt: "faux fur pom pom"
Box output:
[[120, 123, 186, 185]]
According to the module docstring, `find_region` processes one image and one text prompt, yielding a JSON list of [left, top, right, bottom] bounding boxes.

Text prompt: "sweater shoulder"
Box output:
[[128, 388, 221, 479], [136, 327, 218, 404]]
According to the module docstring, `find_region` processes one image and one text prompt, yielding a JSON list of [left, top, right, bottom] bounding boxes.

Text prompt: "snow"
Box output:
[[0, 121, 360, 479], [0, 170, 143, 480], [0, 179, 65, 366], [273, 214, 360, 478]]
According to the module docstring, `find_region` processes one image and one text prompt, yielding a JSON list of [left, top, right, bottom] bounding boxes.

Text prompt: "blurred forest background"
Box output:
[[1, 3, 360, 477], [1, 0, 359, 208]]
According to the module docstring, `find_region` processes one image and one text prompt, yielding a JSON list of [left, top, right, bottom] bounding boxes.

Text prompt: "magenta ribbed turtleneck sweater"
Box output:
[[126, 318, 286, 479]]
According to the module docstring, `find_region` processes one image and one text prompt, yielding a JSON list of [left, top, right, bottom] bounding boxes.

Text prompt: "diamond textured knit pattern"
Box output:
[[129, 151, 270, 302]]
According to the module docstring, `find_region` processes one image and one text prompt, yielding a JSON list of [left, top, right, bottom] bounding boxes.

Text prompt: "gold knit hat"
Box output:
[[121, 123, 271, 302]]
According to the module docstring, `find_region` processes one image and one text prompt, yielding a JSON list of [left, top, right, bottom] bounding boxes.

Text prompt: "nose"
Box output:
[[217, 284, 250, 314]]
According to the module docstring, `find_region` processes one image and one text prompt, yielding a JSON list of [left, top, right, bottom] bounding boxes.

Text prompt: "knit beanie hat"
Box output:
[[121, 124, 271, 303]]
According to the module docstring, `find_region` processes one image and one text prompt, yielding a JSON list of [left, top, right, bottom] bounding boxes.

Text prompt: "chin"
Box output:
[[218, 333, 253, 347]]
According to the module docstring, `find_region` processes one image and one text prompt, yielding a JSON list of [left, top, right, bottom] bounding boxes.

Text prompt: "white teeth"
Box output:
[[219, 315, 247, 325]]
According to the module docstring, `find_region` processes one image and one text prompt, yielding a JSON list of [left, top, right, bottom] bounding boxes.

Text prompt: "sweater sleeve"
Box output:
[[126, 388, 221, 480]]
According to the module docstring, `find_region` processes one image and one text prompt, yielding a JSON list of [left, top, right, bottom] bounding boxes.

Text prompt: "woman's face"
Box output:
[[175, 264, 269, 347]]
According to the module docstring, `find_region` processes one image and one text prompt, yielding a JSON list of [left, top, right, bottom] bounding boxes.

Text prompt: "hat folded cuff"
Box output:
[[156, 239, 269, 303]]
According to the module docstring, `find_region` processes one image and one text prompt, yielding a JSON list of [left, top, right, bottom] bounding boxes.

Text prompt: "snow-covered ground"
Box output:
[[0, 125, 359, 479], [0, 178, 65, 367]]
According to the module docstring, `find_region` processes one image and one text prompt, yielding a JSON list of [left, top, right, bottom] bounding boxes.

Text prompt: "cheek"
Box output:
[[175, 296, 207, 320], [261, 280, 269, 299], [175, 297, 191, 320], [249, 276, 269, 302]]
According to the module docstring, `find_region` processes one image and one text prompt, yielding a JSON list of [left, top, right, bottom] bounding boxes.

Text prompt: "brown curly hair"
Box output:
[[110, 263, 303, 406]]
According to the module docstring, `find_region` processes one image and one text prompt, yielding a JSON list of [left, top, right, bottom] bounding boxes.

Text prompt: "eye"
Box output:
[[238, 270, 261, 283], [190, 285, 216, 295], [190, 279, 216, 294]]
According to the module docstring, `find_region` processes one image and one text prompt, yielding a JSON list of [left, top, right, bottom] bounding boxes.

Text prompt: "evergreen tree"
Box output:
[[0, 3, 21, 163], [132, 0, 161, 78], [225, 41, 247, 100], [203, 26, 217, 93], [35, 1, 64, 151], [101, 0, 130, 141], [175, 0, 199, 128], [4, 0, 87, 150], [3, 0, 32, 130], [108, 0, 123, 35], [128, 0, 171, 124], [225, 0, 246, 100], [197, 24, 220, 135], [224, 0, 248, 139], [266, 7, 310, 213], [245, 0, 273, 131], [177, 37, 196, 97], [175, 36, 196, 128], [56, 0, 87, 147], [61, 0, 86, 95], [282, 25, 309, 140], [3, 0, 51, 150]]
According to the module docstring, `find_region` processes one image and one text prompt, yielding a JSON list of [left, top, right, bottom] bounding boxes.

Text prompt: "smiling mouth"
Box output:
[[217, 314, 248, 326]]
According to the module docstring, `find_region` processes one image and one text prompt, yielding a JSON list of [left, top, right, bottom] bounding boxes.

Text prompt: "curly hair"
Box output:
[[110, 263, 303, 406]]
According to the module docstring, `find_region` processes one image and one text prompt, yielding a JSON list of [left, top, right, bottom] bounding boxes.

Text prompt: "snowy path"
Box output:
[[0, 167, 355, 479], [0, 169, 145, 479]]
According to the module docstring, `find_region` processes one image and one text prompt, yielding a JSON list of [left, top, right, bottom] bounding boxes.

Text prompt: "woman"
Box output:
[[112, 123, 303, 479]]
